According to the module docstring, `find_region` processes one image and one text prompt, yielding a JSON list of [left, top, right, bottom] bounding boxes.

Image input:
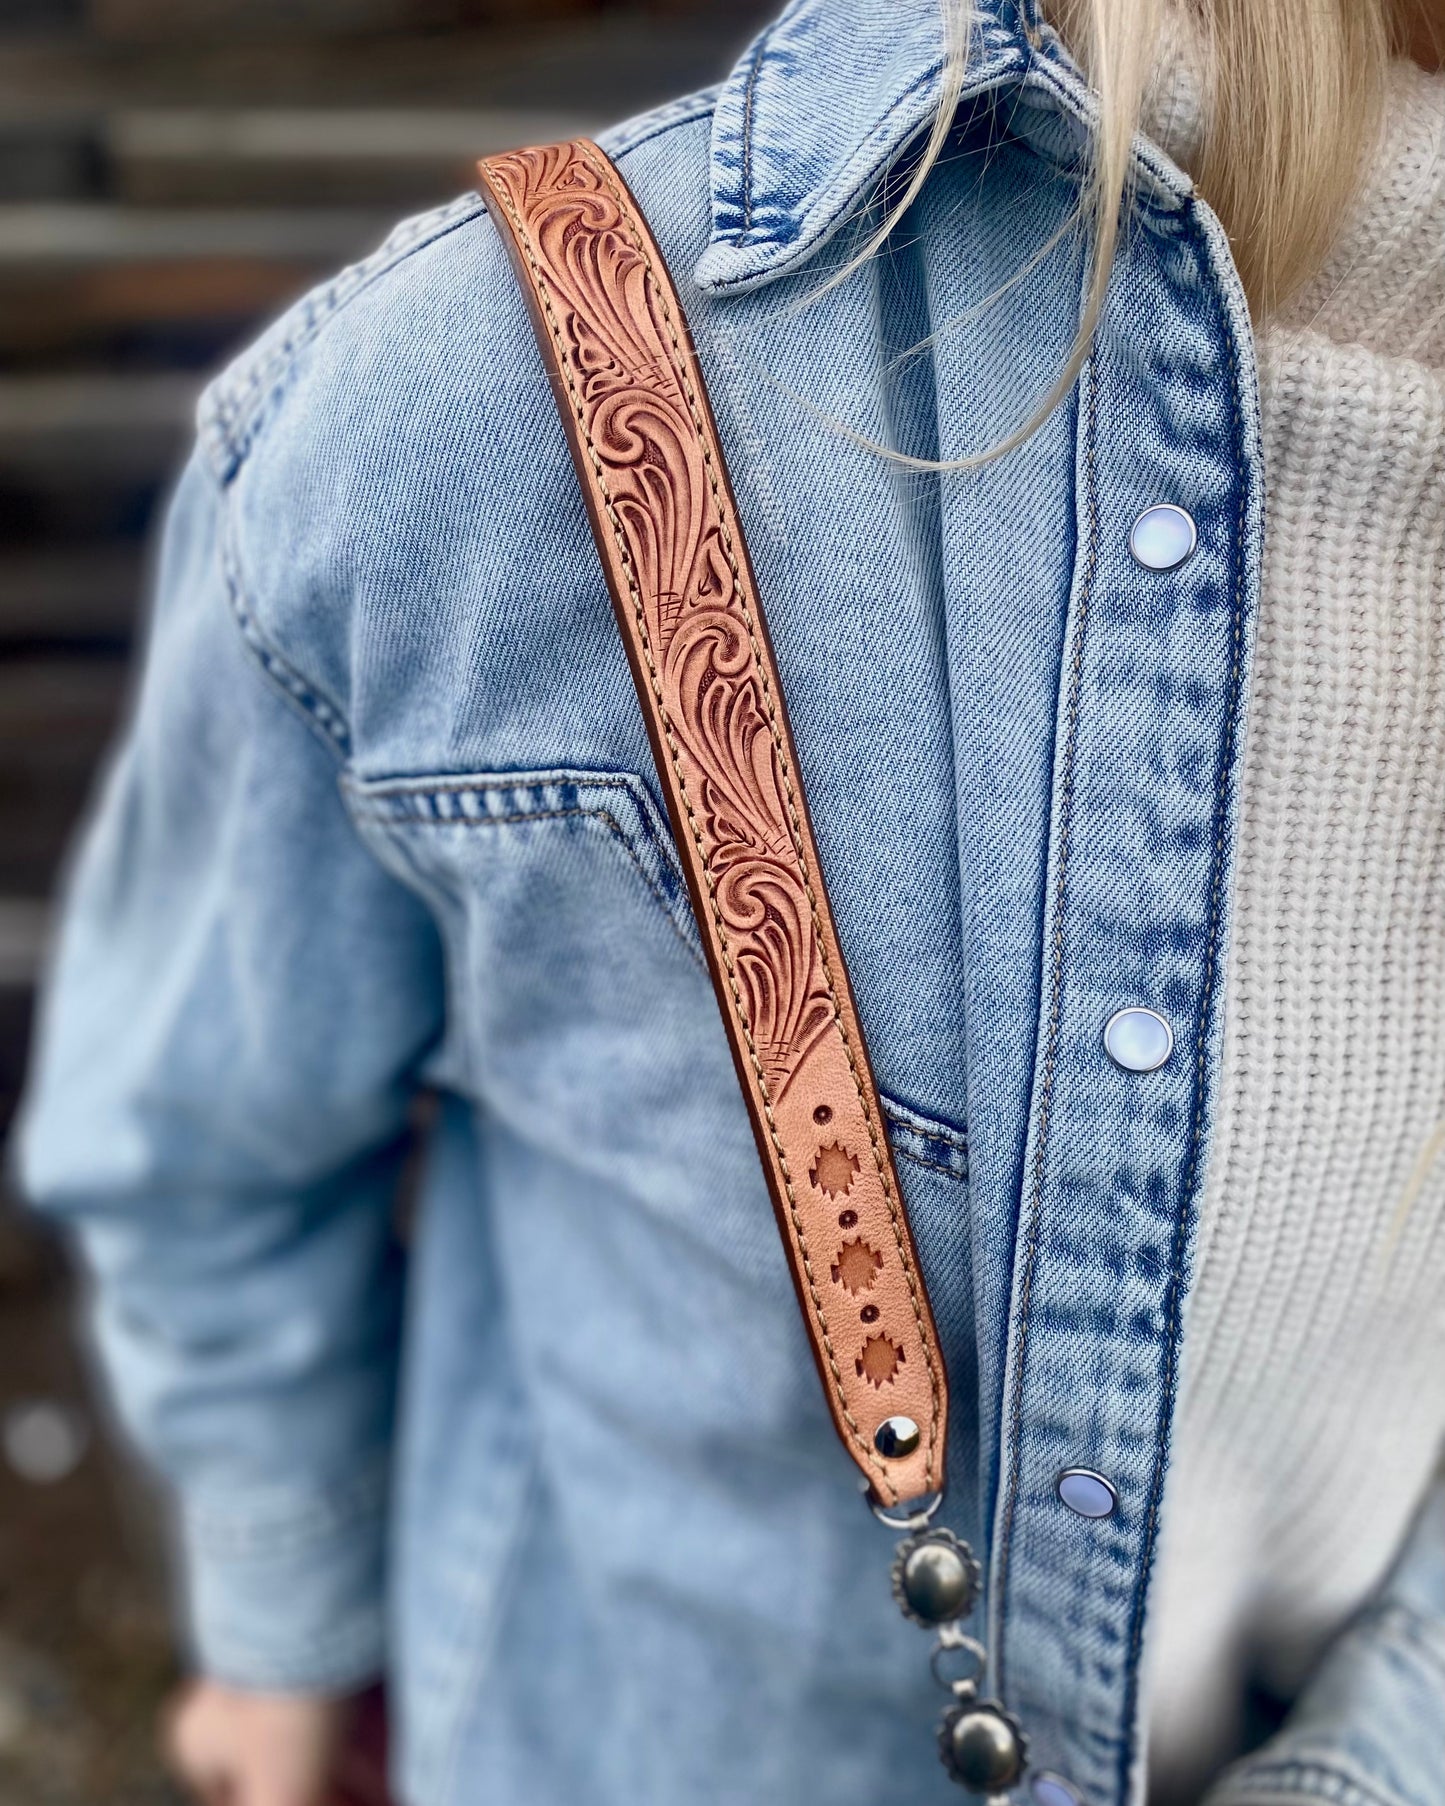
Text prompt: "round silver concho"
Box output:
[[890, 1527, 982, 1628], [938, 1700, 1029, 1794]]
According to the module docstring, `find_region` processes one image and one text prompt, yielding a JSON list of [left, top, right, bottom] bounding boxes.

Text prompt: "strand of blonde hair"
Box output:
[[811, 0, 1424, 468]]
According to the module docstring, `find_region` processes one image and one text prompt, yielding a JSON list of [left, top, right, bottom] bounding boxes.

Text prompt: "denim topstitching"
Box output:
[[704, 26, 1026, 291], [343, 769, 697, 946], [1215, 1762, 1425, 1806], [349, 801, 705, 973], [1116, 200, 1255, 1806], [739, 33, 771, 239], [202, 195, 489, 485], [219, 507, 352, 759], [187, 1457, 392, 1559], [992, 346, 1101, 1696]]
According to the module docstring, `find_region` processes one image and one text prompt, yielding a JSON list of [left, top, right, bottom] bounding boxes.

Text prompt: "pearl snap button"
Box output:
[[1033, 1773, 1085, 1806], [1130, 503, 1197, 570], [1057, 1468, 1119, 1519], [1103, 1008, 1174, 1073]]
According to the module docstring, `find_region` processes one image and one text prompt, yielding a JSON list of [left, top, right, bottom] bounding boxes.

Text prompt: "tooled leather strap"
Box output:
[[478, 140, 948, 1508]]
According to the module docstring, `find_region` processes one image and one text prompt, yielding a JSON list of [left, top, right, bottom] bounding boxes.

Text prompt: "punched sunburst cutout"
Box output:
[[856, 1333, 905, 1388], [810, 1141, 859, 1198], [832, 1236, 884, 1295]]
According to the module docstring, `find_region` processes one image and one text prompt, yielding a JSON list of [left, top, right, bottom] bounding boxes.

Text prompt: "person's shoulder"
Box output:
[[191, 88, 718, 745], [199, 87, 719, 492], [195, 190, 490, 488]]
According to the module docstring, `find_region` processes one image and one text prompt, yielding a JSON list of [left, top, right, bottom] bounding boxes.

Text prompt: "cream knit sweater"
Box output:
[[1144, 57, 1445, 1798]]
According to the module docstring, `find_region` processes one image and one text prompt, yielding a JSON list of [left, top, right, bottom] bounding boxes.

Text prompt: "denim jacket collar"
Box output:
[[693, 0, 1190, 294]]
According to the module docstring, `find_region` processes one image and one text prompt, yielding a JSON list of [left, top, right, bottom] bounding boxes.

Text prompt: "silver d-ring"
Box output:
[[930, 1630, 988, 1696], [870, 1488, 945, 1532]]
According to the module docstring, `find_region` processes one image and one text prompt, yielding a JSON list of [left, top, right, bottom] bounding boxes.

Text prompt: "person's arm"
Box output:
[[17, 447, 444, 1713], [1204, 1466, 1445, 1806]]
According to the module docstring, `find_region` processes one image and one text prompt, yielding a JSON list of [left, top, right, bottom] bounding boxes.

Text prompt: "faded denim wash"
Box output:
[[19, 0, 1445, 1803]]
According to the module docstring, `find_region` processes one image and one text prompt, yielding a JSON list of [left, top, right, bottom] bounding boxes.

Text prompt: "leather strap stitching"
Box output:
[[574, 143, 943, 1490], [485, 162, 891, 1488], [484, 144, 944, 1498], [487, 158, 927, 1497], [483, 163, 886, 1482]]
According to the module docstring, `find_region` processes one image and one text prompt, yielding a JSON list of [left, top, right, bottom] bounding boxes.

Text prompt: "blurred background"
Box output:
[[0, 2, 770, 1797]]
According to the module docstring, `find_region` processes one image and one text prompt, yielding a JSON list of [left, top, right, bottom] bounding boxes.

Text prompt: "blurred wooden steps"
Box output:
[[0, 200, 397, 263], [0, 0, 771, 1011], [0, 547, 143, 650], [0, 655, 125, 899], [1, 371, 196, 464], [0, 14, 758, 115], [0, 900, 50, 991], [0, 208, 389, 363], [109, 108, 601, 204]]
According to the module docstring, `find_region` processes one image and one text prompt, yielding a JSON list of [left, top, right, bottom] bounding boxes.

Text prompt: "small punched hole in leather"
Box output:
[[811, 1142, 859, 1197], [833, 1237, 884, 1295], [858, 1333, 906, 1388]]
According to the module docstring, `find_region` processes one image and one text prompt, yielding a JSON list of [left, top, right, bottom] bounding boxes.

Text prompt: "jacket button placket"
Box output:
[[987, 202, 1264, 1804]]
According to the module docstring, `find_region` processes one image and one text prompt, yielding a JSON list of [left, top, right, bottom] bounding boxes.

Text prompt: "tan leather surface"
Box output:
[[478, 139, 948, 1506]]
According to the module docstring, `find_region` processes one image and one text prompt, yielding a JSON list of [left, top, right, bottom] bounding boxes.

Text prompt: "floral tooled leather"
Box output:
[[477, 140, 947, 1506]]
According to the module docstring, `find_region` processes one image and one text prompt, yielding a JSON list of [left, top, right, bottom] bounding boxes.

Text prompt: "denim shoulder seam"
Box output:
[[217, 484, 352, 760], [199, 192, 489, 486], [200, 93, 714, 488]]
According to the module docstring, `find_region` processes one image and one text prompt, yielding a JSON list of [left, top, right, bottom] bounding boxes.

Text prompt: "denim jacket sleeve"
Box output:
[[16, 441, 445, 1692], [1203, 1470, 1445, 1806]]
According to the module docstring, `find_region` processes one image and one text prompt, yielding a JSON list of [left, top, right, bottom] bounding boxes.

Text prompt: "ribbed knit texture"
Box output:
[[1145, 59, 1445, 1797]]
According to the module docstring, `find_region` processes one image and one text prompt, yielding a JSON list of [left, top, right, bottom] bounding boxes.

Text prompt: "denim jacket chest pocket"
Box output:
[[341, 763, 971, 1285]]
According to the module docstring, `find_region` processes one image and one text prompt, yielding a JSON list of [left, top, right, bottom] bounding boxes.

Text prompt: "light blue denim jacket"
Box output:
[[18, 1, 1445, 1802]]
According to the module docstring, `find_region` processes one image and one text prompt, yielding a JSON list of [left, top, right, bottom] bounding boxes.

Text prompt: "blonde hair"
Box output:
[[829, 0, 1436, 467], [1050, 0, 1425, 314]]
